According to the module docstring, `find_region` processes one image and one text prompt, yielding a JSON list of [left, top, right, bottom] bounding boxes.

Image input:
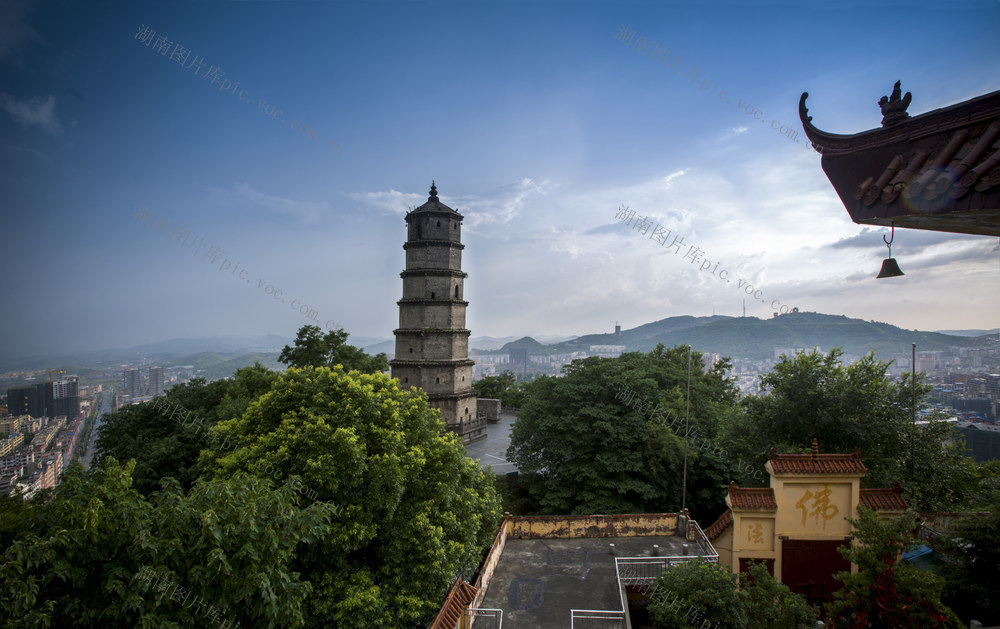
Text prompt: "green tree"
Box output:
[[0, 457, 336, 628], [824, 506, 961, 628], [472, 370, 531, 408], [94, 364, 278, 496], [741, 561, 817, 629], [721, 349, 979, 510], [472, 370, 515, 399], [507, 345, 739, 516], [279, 325, 388, 373], [937, 497, 1000, 625], [645, 559, 815, 629], [648, 560, 747, 629], [198, 365, 502, 628]]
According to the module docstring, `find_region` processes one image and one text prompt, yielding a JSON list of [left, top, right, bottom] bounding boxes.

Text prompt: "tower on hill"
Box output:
[[390, 182, 483, 443]]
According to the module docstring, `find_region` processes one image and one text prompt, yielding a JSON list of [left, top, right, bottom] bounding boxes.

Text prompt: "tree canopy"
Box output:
[[32, 352, 500, 628], [720, 348, 979, 510], [278, 325, 388, 373], [0, 458, 336, 628], [825, 506, 961, 628], [94, 364, 278, 496], [646, 559, 815, 629], [198, 365, 502, 627], [507, 345, 739, 516]]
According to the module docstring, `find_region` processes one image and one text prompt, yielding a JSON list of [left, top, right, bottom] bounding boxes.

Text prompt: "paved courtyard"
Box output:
[[463, 410, 519, 474]]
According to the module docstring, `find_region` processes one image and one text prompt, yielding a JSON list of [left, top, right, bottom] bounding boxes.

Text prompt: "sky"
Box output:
[[1, 0, 998, 360]]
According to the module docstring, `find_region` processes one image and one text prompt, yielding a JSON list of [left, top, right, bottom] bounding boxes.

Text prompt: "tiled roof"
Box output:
[[428, 577, 477, 629], [768, 439, 867, 476], [728, 482, 777, 510], [860, 485, 908, 511], [704, 509, 732, 541], [800, 84, 1000, 237]]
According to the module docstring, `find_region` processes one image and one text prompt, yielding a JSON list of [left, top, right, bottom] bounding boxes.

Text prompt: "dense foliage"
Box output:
[[507, 345, 739, 516], [22, 337, 500, 628], [720, 348, 979, 509], [94, 364, 277, 496], [198, 365, 502, 628], [825, 506, 961, 628], [278, 325, 388, 373], [0, 458, 336, 628], [471, 369, 530, 408], [937, 496, 1000, 625], [646, 559, 815, 629]]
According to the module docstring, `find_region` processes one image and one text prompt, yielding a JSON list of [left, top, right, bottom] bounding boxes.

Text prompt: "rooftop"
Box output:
[[434, 513, 718, 629], [767, 438, 867, 476], [800, 82, 1000, 237]]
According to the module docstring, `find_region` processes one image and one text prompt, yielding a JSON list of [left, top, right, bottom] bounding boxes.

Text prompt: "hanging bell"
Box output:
[[876, 223, 904, 279], [876, 257, 904, 278]]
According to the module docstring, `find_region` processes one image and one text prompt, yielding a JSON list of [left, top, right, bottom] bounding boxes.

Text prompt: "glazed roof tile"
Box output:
[[728, 483, 777, 511], [704, 509, 733, 541], [768, 439, 867, 476], [860, 485, 908, 511]]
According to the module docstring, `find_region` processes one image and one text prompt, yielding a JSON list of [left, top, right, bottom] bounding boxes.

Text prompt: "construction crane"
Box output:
[[48, 369, 65, 383]]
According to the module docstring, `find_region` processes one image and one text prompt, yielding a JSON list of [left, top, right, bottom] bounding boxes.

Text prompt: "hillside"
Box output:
[[549, 312, 984, 361]]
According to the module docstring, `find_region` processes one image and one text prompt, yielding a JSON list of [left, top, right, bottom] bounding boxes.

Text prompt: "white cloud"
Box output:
[[0, 92, 61, 135], [229, 182, 331, 225]]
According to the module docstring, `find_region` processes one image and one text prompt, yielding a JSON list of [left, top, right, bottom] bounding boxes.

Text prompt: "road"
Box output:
[[79, 387, 113, 470]]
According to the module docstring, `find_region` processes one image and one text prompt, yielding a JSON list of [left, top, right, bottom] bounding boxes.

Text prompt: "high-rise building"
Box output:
[[52, 375, 80, 419], [5, 383, 52, 418], [390, 182, 483, 443], [124, 369, 143, 398], [148, 367, 164, 397]]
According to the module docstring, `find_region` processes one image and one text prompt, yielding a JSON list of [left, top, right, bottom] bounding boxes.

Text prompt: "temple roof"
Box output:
[[704, 509, 732, 541], [409, 181, 463, 218], [726, 482, 777, 511], [799, 82, 1000, 237], [428, 577, 478, 629], [859, 484, 908, 512], [767, 439, 867, 476]]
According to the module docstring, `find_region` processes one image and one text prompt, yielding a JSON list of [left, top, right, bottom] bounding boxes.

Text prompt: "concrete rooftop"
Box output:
[[478, 534, 693, 628]]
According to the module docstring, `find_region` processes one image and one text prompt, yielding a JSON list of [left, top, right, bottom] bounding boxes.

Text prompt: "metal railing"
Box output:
[[572, 518, 720, 627], [461, 608, 502, 629], [570, 609, 627, 628]]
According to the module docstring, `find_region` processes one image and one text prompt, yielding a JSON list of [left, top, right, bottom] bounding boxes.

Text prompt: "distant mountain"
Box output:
[[547, 312, 985, 361], [362, 340, 395, 356], [175, 352, 284, 380], [934, 328, 999, 337], [499, 337, 549, 353], [128, 335, 291, 357]]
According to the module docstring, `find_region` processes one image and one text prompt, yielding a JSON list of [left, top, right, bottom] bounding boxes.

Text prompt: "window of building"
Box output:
[[454, 285, 459, 298], [430, 291, 435, 299]]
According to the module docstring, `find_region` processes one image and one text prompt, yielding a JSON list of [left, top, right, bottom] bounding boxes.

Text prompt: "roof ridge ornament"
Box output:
[[429, 180, 438, 201], [878, 80, 912, 127]]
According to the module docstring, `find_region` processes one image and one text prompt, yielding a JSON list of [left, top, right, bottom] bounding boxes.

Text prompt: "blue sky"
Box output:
[[1, 0, 998, 359]]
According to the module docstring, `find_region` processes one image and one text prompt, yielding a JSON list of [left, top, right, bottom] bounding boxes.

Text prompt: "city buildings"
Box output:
[[148, 366, 164, 397], [6, 382, 52, 418], [123, 368, 143, 398], [51, 375, 80, 419]]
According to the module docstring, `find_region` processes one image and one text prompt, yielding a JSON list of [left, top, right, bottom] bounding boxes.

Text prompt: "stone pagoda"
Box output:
[[390, 182, 483, 443]]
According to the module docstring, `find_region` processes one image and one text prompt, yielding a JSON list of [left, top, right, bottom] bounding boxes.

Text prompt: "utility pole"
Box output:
[[910, 342, 916, 477], [682, 344, 692, 512]]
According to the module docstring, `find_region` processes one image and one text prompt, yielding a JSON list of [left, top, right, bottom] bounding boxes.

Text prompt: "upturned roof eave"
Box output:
[[799, 89, 1000, 155]]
